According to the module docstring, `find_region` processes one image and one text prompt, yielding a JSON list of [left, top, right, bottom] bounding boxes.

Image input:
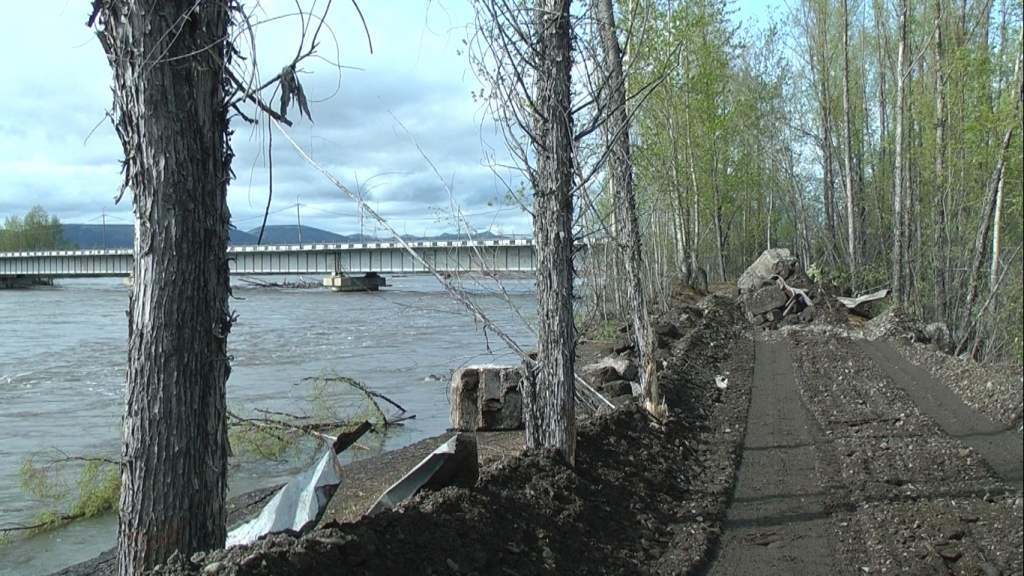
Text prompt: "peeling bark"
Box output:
[[93, 1, 234, 572], [525, 0, 576, 465]]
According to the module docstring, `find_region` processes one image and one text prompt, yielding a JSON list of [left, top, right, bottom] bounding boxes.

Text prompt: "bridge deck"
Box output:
[[0, 240, 536, 278]]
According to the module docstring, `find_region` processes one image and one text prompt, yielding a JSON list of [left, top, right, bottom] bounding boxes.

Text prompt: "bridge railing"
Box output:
[[0, 238, 534, 259]]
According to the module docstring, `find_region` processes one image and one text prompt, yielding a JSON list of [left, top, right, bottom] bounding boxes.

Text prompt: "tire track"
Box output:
[[857, 339, 1023, 492], [707, 331, 836, 575]]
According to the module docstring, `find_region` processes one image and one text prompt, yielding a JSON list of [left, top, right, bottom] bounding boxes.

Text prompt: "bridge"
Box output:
[[0, 239, 536, 291]]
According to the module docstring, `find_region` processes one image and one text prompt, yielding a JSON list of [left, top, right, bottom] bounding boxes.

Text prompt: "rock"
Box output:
[[980, 562, 1001, 576], [923, 322, 953, 354], [714, 285, 740, 298], [653, 321, 682, 349], [779, 313, 801, 327], [610, 394, 634, 407], [601, 379, 632, 397], [582, 356, 639, 384], [737, 248, 799, 293], [611, 334, 633, 355], [740, 284, 788, 316], [798, 305, 816, 323], [450, 366, 524, 431]]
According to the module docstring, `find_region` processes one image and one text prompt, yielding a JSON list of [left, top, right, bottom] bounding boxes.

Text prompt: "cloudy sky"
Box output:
[[0, 1, 769, 239]]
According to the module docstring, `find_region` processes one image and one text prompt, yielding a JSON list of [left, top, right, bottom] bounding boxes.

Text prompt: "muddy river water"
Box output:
[[0, 275, 536, 575]]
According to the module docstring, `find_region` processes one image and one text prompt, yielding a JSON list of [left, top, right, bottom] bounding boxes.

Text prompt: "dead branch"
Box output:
[[1, 512, 81, 536], [305, 375, 407, 413]]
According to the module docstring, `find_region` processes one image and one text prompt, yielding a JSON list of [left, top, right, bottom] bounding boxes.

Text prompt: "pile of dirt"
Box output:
[[152, 294, 755, 575]]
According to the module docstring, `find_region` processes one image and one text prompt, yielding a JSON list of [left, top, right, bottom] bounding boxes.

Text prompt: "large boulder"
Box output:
[[450, 366, 524, 431], [737, 248, 800, 293], [740, 284, 790, 317]]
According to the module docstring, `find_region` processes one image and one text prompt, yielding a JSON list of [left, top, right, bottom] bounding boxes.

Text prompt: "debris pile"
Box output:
[[736, 248, 817, 328]]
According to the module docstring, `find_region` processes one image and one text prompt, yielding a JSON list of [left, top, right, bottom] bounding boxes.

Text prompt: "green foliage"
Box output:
[[228, 372, 390, 465], [583, 318, 623, 343], [228, 414, 297, 463], [0, 205, 75, 252], [618, 0, 1022, 360], [17, 452, 119, 535], [806, 262, 824, 284], [9, 371, 394, 539]]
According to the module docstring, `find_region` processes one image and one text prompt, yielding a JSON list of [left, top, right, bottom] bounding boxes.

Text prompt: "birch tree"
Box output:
[[892, 0, 909, 308], [594, 0, 661, 416]]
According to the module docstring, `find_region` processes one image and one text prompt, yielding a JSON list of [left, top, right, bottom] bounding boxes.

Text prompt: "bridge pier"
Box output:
[[323, 272, 387, 292]]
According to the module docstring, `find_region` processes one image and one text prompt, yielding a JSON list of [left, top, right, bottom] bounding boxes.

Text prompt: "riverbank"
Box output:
[[0, 276, 538, 574], [51, 430, 529, 576], [50, 290, 1024, 575], [144, 292, 756, 575]]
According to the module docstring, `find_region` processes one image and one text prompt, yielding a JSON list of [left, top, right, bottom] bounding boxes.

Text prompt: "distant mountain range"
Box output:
[[60, 224, 515, 250]]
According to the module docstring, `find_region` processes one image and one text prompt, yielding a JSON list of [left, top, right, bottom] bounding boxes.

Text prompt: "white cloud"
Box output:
[[0, 1, 531, 237]]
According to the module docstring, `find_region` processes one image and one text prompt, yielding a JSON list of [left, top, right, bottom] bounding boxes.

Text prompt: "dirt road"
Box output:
[[708, 327, 1023, 575]]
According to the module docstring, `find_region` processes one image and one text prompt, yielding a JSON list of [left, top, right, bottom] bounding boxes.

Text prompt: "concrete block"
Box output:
[[450, 366, 524, 431]]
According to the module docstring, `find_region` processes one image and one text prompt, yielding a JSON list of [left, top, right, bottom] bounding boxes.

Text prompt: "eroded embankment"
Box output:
[[149, 294, 756, 575]]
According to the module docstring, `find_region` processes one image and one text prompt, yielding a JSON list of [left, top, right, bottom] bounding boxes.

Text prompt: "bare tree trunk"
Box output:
[[525, 0, 576, 464], [821, 109, 838, 257], [93, 1, 233, 573], [842, 0, 858, 291], [957, 30, 1022, 355], [667, 115, 689, 271], [989, 26, 1022, 288], [957, 124, 1016, 355], [683, 100, 700, 272], [714, 206, 727, 282], [933, 0, 949, 321], [893, 0, 909, 308], [594, 0, 658, 412]]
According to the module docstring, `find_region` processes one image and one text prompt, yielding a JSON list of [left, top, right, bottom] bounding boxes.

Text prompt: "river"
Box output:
[[0, 275, 537, 575]]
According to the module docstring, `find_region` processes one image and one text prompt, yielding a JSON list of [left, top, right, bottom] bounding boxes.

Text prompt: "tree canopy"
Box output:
[[607, 0, 1022, 362], [0, 206, 74, 251]]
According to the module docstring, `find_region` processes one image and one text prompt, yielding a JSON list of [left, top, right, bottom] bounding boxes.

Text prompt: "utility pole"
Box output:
[[296, 196, 302, 244], [102, 208, 107, 249]]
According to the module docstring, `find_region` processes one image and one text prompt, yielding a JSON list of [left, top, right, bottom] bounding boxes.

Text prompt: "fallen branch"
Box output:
[[309, 375, 407, 413], [1, 512, 81, 536], [833, 416, 903, 428]]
